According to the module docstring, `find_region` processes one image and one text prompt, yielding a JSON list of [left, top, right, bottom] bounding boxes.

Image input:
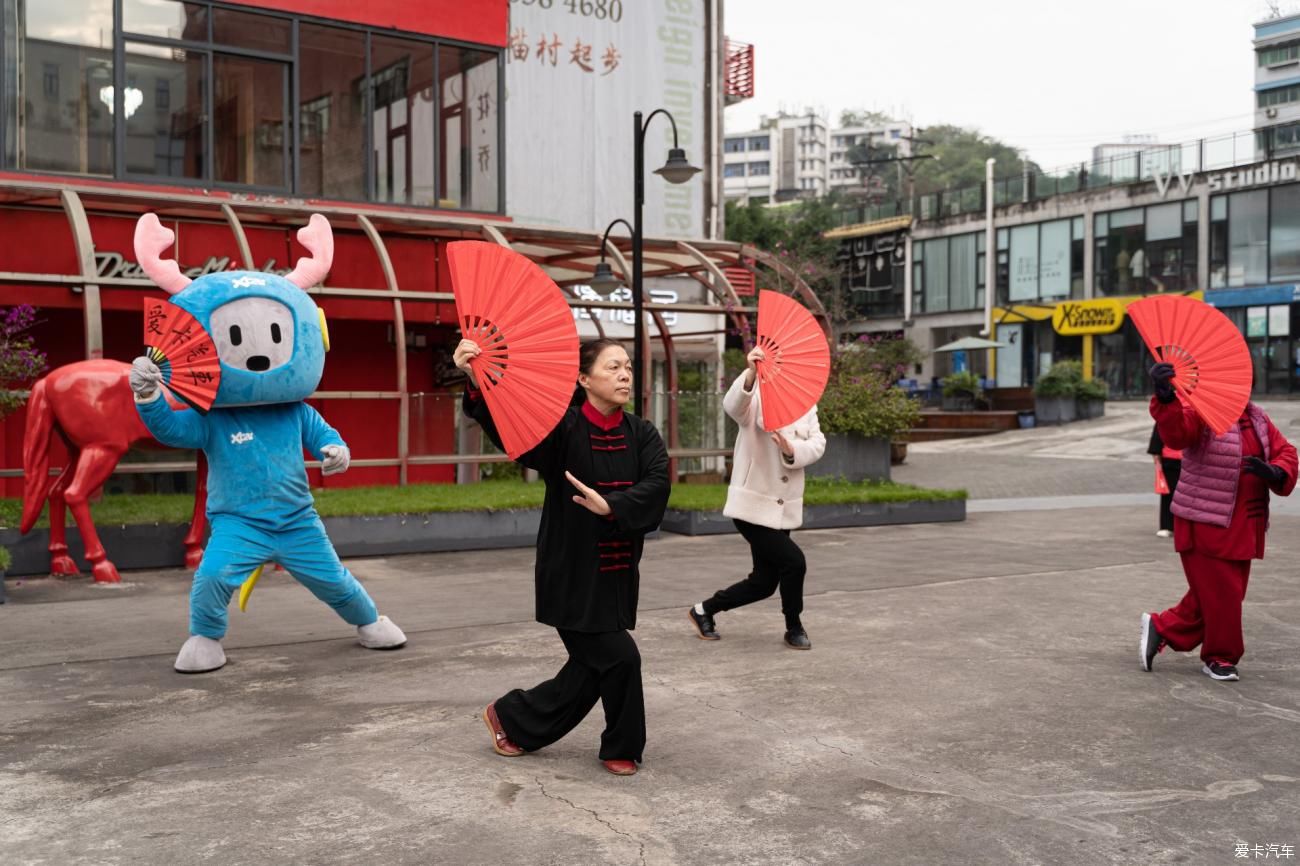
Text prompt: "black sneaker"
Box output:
[[783, 627, 812, 650], [1140, 612, 1165, 672], [1202, 661, 1240, 681], [687, 608, 719, 640]]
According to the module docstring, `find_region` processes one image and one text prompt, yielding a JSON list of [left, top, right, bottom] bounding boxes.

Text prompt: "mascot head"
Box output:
[[134, 213, 333, 406]]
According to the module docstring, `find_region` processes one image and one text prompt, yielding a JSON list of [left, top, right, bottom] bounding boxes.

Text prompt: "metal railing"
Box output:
[[836, 126, 1287, 226]]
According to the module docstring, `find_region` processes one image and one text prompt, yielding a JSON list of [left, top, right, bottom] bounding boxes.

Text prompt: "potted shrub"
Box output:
[[814, 365, 921, 482], [1033, 360, 1083, 424], [0, 545, 9, 604], [1075, 377, 1108, 419], [940, 370, 983, 412]]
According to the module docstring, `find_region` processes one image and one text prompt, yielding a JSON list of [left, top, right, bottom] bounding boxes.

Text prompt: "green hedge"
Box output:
[[3, 477, 965, 528]]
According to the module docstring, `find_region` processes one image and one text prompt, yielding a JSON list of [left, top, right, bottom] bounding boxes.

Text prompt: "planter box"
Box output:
[[1033, 395, 1077, 425], [1077, 399, 1106, 420], [0, 509, 545, 577], [941, 395, 976, 412], [807, 434, 891, 483], [660, 498, 966, 536]]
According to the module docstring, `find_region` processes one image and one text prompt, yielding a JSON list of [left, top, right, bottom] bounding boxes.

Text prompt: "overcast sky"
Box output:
[[724, 0, 1280, 170]]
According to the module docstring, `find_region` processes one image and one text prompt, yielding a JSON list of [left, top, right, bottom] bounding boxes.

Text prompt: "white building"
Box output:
[[1089, 134, 1187, 181], [1255, 11, 1300, 154], [723, 127, 778, 204], [723, 112, 829, 204]]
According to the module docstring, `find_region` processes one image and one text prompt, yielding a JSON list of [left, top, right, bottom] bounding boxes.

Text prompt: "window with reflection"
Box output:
[[122, 42, 204, 179], [123, 0, 208, 41], [2, 0, 503, 210], [15, 0, 114, 174], [439, 45, 498, 212], [214, 54, 287, 188], [371, 36, 435, 206], [298, 24, 365, 200]]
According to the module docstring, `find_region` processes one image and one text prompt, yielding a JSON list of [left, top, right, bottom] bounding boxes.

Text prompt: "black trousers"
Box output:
[[703, 518, 806, 626], [494, 628, 645, 763], [1159, 458, 1182, 532]]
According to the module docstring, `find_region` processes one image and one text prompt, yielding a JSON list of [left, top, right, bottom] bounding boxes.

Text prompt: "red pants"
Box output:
[[1153, 552, 1252, 665]]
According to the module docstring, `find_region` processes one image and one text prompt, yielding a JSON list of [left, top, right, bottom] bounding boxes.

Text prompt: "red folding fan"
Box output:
[[1127, 294, 1253, 436], [447, 241, 580, 459], [142, 298, 221, 413], [754, 290, 831, 431]]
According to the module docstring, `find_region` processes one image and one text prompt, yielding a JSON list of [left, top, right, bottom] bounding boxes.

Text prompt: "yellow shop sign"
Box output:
[[1053, 299, 1126, 335]]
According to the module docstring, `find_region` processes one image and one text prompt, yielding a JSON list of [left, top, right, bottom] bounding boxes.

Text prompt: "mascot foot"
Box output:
[[90, 560, 122, 584], [357, 615, 407, 650], [174, 636, 227, 673]]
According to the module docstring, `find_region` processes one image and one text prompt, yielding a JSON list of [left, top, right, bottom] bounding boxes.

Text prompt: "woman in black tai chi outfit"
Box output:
[[457, 337, 670, 776]]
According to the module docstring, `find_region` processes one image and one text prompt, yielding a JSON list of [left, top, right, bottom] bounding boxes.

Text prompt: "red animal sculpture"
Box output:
[[21, 359, 208, 583]]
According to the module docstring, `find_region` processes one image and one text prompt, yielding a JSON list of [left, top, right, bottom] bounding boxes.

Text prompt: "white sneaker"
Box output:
[[1156, 529, 1172, 538], [357, 615, 407, 649], [174, 635, 227, 673]]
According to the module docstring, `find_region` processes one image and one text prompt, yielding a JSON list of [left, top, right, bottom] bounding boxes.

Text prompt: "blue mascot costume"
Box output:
[[130, 213, 406, 673]]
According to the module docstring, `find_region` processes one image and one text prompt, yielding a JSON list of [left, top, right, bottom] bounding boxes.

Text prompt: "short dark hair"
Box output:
[[578, 338, 626, 375]]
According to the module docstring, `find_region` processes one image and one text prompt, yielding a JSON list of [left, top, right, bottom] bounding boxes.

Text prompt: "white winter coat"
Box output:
[[722, 372, 827, 530]]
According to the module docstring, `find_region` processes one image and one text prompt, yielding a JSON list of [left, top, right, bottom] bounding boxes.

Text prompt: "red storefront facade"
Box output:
[[0, 0, 812, 500], [0, 0, 509, 496]]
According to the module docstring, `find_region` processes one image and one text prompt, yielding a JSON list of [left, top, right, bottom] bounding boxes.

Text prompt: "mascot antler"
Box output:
[[285, 214, 334, 289], [133, 213, 192, 295]]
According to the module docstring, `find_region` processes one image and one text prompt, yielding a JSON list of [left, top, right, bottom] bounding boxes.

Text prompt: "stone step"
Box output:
[[906, 427, 1006, 443]]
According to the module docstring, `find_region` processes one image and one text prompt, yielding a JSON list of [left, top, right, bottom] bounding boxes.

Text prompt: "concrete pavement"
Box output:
[[2, 406, 1300, 865]]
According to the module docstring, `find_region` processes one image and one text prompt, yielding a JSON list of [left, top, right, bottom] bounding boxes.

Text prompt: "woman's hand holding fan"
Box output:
[[753, 291, 831, 432], [1128, 295, 1252, 436], [447, 242, 581, 459]]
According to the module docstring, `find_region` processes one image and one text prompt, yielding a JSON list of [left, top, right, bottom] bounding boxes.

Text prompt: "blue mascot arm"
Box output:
[[135, 392, 210, 450], [299, 402, 346, 459]]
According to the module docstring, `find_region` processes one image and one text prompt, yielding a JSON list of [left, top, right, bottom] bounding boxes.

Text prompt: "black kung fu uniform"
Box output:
[[463, 392, 670, 762]]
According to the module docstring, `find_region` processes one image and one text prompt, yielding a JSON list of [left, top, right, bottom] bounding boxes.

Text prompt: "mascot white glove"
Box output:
[[321, 444, 351, 476], [130, 356, 162, 400]]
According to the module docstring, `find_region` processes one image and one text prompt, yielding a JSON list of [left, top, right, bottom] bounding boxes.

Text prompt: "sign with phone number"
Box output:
[[511, 0, 624, 23]]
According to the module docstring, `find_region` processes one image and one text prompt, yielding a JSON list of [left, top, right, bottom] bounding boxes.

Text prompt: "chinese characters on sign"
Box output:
[[571, 286, 680, 328], [508, 28, 621, 75], [1236, 842, 1296, 859]]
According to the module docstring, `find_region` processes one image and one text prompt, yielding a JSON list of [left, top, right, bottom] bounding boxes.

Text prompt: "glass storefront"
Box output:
[[1095, 321, 1150, 398], [1095, 202, 1197, 295], [998, 217, 1084, 305], [914, 231, 982, 314], [1209, 182, 1300, 288], [1214, 303, 1298, 395], [0, 0, 503, 211]]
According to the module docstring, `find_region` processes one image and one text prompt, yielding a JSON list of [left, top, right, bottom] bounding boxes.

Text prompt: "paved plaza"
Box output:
[[3, 404, 1299, 865]]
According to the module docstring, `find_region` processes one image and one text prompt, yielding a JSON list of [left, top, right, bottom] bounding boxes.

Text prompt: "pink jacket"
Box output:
[[1152, 399, 1296, 528]]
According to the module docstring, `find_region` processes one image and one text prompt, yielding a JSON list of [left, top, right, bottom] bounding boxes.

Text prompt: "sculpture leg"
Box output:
[[63, 445, 126, 584], [183, 452, 209, 570], [47, 462, 80, 577]]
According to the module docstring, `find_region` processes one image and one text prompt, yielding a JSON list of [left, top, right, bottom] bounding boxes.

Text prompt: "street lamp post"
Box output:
[[630, 109, 700, 417], [587, 112, 699, 417]]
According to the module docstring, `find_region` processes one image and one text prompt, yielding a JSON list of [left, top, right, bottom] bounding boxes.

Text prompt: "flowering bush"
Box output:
[[819, 357, 921, 442], [843, 333, 925, 385], [0, 305, 47, 418]]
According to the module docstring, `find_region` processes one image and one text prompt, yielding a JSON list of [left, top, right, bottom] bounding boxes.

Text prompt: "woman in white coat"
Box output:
[[688, 346, 827, 649]]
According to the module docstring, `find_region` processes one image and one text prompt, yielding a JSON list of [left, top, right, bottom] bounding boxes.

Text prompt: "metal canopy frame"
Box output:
[[0, 177, 829, 481]]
